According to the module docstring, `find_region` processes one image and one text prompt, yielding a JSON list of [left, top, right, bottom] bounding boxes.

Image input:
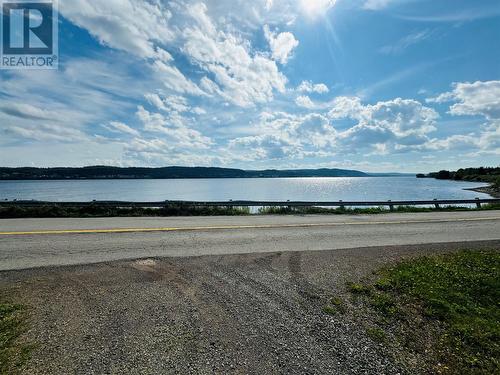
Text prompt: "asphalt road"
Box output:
[[1, 211, 499, 270]]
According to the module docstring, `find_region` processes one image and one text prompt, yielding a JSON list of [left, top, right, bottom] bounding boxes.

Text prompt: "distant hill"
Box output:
[[0, 166, 369, 180]]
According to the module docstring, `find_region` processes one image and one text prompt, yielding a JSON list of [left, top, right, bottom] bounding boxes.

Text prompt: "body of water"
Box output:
[[0, 177, 492, 202]]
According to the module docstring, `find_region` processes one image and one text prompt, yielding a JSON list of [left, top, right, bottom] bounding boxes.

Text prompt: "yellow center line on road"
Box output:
[[0, 216, 499, 236]]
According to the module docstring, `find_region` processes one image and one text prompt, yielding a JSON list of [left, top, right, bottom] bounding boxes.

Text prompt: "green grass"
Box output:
[[0, 203, 498, 219], [259, 206, 392, 215], [0, 303, 31, 374], [323, 297, 346, 315], [0, 204, 251, 218], [366, 327, 387, 343], [349, 250, 500, 374], [259, 204, 500, 216], [346, 282, 372, 295], [322, 305, 337, 315]]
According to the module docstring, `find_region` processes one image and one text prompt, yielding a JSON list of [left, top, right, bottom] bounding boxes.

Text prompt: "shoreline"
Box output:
[[465, 184, 500, 198]]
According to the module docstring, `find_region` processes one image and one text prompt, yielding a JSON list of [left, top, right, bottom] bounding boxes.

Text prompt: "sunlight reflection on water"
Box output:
[[0, 177, 492, 202]]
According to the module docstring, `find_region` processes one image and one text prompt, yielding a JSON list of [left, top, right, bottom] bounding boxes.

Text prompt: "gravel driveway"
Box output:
[[2, 240, 498, 374]]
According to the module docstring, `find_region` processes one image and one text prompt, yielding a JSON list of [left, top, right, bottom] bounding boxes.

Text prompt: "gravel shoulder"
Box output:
[[1, 240, 499, 374]]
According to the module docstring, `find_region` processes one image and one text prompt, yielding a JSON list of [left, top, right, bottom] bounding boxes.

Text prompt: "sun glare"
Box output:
[[300, 0, 337, 18]]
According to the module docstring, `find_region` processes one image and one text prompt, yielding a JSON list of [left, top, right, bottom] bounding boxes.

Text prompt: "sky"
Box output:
[[0, 0, 499, 173]]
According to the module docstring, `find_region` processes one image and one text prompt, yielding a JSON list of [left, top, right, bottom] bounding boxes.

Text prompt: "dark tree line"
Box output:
[[420, 167, 500, 187], [0, 166, 368, 180]]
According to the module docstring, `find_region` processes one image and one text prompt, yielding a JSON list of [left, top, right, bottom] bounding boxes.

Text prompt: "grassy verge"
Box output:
[[0, 303, 31, 374], [0, 204, 250, 218], [258, 204, 500, 215], [344, 250, 500, 374], [0, 203, 498, 218]]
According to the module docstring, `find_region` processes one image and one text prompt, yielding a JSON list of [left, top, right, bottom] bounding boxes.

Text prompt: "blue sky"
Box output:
[[0, 0, 499, 172]]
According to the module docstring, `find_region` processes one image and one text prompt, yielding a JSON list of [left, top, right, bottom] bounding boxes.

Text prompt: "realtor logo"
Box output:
[[1, 0, 58, 69]]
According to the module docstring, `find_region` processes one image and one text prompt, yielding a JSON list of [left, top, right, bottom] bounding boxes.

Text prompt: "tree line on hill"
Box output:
[[417, 167, 500, 188], [0, 166, 369, 180]]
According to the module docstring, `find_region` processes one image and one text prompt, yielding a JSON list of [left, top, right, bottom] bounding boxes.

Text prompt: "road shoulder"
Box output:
[[1, 240, 499, 374]]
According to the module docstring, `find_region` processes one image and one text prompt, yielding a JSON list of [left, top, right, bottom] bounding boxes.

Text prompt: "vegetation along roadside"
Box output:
[[0, 301, 32, 375], [326, 250, 500, 374], [0, 203, 499, 218]]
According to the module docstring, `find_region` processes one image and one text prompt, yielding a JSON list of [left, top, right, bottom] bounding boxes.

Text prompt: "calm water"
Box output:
[[0, 177, 492, 202]]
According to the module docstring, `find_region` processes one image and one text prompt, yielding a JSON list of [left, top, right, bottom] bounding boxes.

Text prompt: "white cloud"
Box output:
[[104, 121, 140, 137], [61, 1, 291, 109], [4, 123, 88, 143], [263, 25, 299, 64], [254, 95, 440, 158], [416, 134, 478, 151], [0, 57, 150, 149], [0, 103, 61, 121], [328, 97, 439, 136], [294, 95, 361, 113], [230, 134, 299, 160], [201, 0, 296, 29], [124, 136, 226, 167], [228, 111, 337, 161], [59, 1, 292, 112], [192, 107, 207, 115], [362, 0, 395, 10], [421, 81, 500, 154], [326, 96, 439, 153], [406, 125, 500, 154], [145, 93, 191, 113], [299, 0, 337, 18], [362, 98, 439, 136], [181, 5, 287, 107], [296, 95, 316, 109], [152, 60, 206, 96], [187, 2, 217, 37], [296, 113, 337, 148], [395, 6, 500, 23], [162, 95, 191, 113], [144, 93, 167, 111], [60, 0, 174, 59], [328, 96, 364, 119], [10, 0, 496, 169], [428, 81, 500, 120], [136, 106, 212, 149], [297, 81, 329, 94], [371, 143, 389, 155], [477, 124, 500, 151], [379, 29, 433, 55]]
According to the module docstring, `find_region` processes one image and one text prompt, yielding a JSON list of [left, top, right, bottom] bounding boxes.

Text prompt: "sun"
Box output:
[[300, 0, 337, 18]]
